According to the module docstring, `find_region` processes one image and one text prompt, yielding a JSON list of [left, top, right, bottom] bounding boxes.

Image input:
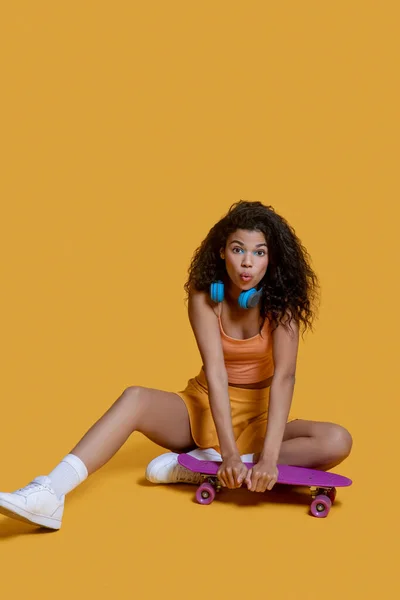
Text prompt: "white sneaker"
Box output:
[[0, 476, 64, 530], [145, 451, 203, 485]]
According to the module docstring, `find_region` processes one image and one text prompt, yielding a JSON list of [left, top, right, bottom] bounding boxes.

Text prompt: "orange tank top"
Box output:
[[217, 302, 274, 384]]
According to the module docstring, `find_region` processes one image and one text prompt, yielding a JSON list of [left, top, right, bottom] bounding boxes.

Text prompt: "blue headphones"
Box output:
[[210, 280, 262, 309]]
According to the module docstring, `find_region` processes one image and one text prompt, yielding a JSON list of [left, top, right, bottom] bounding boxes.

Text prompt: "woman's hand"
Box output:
[[217, 455, 248, 489], [245, 457, 279, 492]]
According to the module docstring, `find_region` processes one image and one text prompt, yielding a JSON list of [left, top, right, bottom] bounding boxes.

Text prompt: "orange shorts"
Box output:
[[174, 368, 298, 454]]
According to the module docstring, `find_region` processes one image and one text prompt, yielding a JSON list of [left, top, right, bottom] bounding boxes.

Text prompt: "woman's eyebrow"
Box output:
[[229, 240, 268, 248]]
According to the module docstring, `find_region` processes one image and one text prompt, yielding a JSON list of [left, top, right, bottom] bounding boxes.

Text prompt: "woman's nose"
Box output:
[[241, 253, 253, 267]]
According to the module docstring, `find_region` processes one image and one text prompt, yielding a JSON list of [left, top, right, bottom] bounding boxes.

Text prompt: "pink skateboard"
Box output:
[[178, 454, 352, 518]]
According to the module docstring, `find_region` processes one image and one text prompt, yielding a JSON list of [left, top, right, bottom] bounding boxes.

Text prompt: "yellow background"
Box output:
[[0, 1, 398, 598]]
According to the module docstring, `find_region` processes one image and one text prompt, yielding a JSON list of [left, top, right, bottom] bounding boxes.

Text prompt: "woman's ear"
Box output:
[[220, 248, 225, 260]]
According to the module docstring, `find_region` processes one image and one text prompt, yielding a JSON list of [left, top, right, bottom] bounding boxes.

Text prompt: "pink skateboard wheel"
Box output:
[[310, 495, 332, 518], [196, 483, 216, 505]]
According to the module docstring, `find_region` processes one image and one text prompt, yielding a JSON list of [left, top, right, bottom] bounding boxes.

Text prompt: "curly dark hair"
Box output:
[[184, 200, 320, 338]]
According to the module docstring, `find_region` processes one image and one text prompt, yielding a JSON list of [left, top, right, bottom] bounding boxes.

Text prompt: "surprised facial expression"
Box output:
[[220, 229, 269, 292]]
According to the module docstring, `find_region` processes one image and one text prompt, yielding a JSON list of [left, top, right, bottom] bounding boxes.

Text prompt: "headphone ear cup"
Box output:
[[210, 280, 224, 303], [238, 288, 262, 309]]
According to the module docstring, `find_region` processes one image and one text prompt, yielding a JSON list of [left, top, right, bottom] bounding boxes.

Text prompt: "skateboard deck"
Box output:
[[178, 454, 352, 518]]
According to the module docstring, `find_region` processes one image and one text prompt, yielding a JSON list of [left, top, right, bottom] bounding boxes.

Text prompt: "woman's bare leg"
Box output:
[[0, 386, 195, 529], [69, 386, 195, 475], [254, 420, 353, 470]]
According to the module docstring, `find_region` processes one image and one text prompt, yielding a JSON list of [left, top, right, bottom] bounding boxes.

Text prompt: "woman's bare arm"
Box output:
[[260, 312, 299, 461], [188, 290, 239, 458]]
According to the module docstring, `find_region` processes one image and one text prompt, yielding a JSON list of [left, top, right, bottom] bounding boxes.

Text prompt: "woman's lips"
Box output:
[[240, 274, 253, 281]]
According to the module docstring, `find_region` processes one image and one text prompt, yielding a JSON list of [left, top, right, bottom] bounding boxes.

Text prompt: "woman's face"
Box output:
[[220, 229, 269, 298]]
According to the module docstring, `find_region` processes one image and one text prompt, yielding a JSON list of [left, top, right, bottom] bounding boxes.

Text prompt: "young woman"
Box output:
[[0, 201, 352, 530]]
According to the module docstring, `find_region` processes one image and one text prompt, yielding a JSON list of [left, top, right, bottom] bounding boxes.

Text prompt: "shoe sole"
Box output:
[[0, 501, 61, 530]]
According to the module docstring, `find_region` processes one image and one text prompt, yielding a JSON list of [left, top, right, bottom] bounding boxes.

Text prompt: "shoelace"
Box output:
[[174, 465, 202, 484], [16, 481, 49, 496]]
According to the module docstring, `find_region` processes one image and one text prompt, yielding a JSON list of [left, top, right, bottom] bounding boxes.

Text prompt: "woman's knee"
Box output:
[[120, 385, 142, 402], [117, 385, 146, 420], [325, 424, 353, 460]]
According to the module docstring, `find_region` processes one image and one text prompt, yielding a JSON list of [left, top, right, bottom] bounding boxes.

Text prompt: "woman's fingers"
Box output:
[[218, 466, 235, 489], [218, 463, 277, 492], [217, 466, 248, 489], [251, 472, 261, 492], [248, 471, 276, 492], [256, 475, 268, 493], [237, 465, 247, 486], [245, 468, 252, 489], [217, 459, 252, 489], [217, 466, 227, 487]]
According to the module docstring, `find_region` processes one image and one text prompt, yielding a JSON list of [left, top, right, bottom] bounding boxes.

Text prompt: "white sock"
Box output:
[[186, 449, 255, 463], [187, 448, 222, 461], [240, 453, 255, 462], [48, 453, 89, 498]]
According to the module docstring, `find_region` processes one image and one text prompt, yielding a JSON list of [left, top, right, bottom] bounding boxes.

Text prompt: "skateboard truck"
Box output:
[[200, 475, 222, 496]]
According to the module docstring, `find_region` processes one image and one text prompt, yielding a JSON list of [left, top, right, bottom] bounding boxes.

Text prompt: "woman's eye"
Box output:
[[232, 247, 266, 256]]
